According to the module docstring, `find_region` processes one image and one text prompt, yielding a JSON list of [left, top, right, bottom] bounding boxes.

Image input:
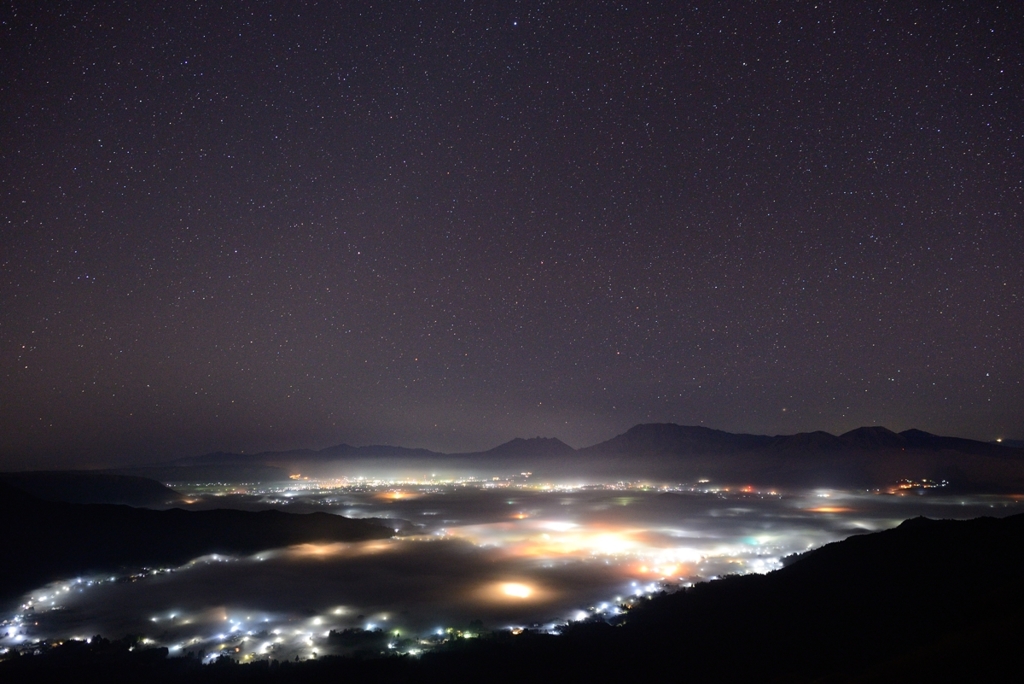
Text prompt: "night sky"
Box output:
[[2, 1, 1022, 468]]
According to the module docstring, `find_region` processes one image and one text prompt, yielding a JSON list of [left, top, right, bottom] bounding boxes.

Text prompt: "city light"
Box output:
[[500, 583, 533, 599], [2, 475, 1018, 663]]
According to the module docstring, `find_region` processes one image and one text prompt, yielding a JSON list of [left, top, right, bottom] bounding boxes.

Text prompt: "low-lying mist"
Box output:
[[6, 476, 1021, 662]]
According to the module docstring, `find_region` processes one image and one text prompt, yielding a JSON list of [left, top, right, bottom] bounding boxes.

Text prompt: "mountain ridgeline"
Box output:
[[106, 424, 1024, 492]]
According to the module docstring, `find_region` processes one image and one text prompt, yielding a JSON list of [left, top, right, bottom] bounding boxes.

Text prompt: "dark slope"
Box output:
[[619, 514, 1024, 679], [0, 471, 182, 507], [0, 483, 393, 606], [575, 423, 1024, 490], [898, 428, 1019, 457], [580, 422, 1024, 460], [579, 423, 773, 455], [766, 429, 846, 452], [418, 513, 1024, 683], [476, 437, 576, 458], [840, 425, 907, 449]]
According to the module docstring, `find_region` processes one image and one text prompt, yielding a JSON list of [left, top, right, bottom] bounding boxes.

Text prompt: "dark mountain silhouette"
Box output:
[[96, 423, 1024, 491], [578, 423, 772, 455], [475, 437, 576, 458], [765, 429, 847, 452], [574, 423, 1024, 490], [0, 482, 392, 607], [594, 512, 1024, 682], [579, 423, 1023, 461], [0, 471, 182, 507], [3, 512, 1022, 682], [163, 423, 1024, 466], [898, 427, 1018, 457], [839, 425, 907, 449]]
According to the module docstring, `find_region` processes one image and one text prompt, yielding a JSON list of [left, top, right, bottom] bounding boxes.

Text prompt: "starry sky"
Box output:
[[2, 1, 1022, 468]]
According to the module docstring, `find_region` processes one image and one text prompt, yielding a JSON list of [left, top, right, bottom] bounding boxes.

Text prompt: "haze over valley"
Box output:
[[4, 423, 1023, 665]]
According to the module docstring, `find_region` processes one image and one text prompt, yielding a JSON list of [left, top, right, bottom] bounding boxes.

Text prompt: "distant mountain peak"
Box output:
[[483, 437, 576, 457], [843, 426, 900, 437], [582, 423, 773, 455], [840, 426, 906, 449], [899, 428, 936, 440]]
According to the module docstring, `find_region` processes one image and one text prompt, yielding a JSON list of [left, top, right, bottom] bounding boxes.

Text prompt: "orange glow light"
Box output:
[[376, 490, 419, 502], [500, 583, 533, 599]]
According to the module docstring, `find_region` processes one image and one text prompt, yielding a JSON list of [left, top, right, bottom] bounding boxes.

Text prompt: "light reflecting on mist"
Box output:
[[2, 478, 1020, 662]]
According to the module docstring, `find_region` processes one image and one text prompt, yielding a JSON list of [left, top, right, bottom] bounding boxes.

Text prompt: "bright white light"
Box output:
[[500, 583, 533, 599]]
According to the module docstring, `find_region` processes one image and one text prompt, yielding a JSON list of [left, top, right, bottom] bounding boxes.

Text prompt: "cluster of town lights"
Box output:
[[4, 476, 1012, 662]]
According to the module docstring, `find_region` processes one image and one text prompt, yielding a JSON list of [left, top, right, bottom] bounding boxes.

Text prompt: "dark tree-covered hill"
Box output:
[[0, 471, 182, 507], [0, 483, 393, 607]]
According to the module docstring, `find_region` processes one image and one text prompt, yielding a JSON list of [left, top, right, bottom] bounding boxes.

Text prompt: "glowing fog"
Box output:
[[4, 477, 1019, 662]]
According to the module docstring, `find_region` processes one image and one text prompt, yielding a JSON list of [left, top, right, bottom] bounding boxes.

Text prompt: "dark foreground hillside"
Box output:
[[3, 512, 1022, 683], [0, 471, 183, 507], [0, 483, 393, 606]]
